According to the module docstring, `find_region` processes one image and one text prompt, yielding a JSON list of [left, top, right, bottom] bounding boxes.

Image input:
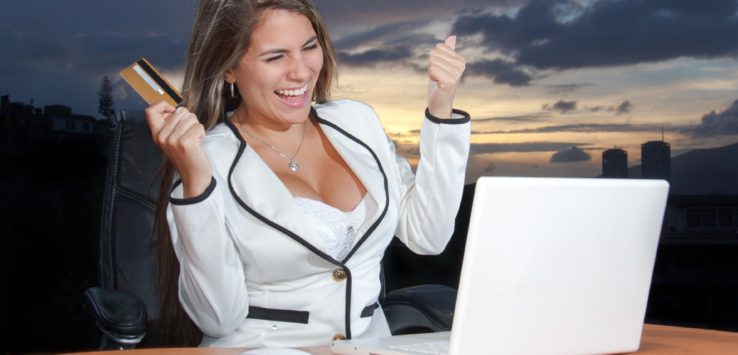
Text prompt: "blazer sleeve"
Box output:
[[167, 175, 249, 338], [392, 109, 471, 255]]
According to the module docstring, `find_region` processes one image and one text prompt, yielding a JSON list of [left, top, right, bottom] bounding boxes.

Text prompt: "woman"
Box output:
[[146, 0, 470, 348]]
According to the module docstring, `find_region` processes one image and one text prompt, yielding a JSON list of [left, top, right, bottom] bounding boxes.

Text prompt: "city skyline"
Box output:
[[2, 0, 737, 181]]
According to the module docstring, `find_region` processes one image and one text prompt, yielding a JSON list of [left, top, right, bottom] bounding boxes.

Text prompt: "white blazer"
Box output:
[[167, 99, 470, 347]]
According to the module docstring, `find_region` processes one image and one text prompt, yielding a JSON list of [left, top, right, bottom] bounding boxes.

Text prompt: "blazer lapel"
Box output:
[[225, 122, 328, 258], [223, 116, 389, 263], [317, 118, 389, 244]]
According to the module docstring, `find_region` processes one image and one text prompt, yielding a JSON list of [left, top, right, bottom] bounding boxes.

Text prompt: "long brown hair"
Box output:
[[155, 0, 337, 345]]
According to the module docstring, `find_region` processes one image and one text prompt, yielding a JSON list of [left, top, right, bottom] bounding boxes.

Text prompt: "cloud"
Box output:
[[0, 25, 186, 115], [322, 2, 539, 84], [586, 105, 614, 113], [453, 0, 738, 70], [616, 100, 633, 115], [690, 100, 738, 137], [546, 83, 592, 94], [587, 106, 607, 113], [550, 146, 592, 163], [386, 129, 421, 140], [473, 123, 689, 135], [584, 100, 632, 115], [332, 22, 438, 51], [0, 1, 196, 39], [337, 46, 415, 67], [544, 99, 577, 114], [475, 99, 631, 123], [0, 1, 194, 116], [315, 0, 520, 29], [471, 142, 590, 154], [472, 113, 548, 123], [466, 59, 534, 86]]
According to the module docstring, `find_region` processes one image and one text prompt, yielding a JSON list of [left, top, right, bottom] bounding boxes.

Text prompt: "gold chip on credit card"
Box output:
[[119, 58, 183, 107]]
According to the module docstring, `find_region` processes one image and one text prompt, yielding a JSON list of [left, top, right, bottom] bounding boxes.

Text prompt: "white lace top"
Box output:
[[294, 194, 376, 260]]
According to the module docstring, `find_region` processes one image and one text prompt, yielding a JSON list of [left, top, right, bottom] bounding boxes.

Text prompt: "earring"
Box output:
[[230, 82, 235, 98]]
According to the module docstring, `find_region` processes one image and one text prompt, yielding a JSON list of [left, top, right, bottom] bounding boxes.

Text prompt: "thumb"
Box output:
[[445, 35, 457, 51]]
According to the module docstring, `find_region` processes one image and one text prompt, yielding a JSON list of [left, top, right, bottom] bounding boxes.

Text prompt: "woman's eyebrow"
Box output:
[[258, 36, 319, 57]]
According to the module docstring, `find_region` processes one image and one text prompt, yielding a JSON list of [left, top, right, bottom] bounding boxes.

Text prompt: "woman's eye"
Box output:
[[303, 43, 319, 51], [265, 55, 283, 63]]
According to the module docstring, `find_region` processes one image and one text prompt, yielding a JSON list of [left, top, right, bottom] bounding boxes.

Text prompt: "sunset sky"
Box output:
[[2, 0, 737, 182]]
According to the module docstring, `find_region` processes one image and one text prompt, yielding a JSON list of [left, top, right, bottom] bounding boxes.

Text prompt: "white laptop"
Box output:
[[332, 177, 669, 355]]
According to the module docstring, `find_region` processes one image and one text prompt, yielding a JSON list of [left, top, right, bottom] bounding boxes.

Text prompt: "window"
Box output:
[[701, 209, 717, 228], [718, 208, 736, 229], [686, 207, 738, 230], [686, 209, 701, 228]]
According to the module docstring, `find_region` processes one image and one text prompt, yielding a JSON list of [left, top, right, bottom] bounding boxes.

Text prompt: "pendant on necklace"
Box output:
[[289, 160, 300, 172]]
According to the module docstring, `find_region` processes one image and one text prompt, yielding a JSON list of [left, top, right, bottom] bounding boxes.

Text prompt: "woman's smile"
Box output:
[[275, 84, 309, 108]]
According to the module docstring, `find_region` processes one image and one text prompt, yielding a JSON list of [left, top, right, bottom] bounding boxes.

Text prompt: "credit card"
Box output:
[[119, 58, 183, 107]]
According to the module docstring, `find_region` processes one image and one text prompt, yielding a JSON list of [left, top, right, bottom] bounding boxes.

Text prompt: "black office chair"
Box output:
[[84, 110, 456, 349]]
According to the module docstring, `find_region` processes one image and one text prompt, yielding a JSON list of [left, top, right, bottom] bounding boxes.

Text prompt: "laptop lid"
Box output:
[[333, 177, 669, 355]]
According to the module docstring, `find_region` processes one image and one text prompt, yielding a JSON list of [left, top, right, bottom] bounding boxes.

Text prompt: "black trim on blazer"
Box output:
[[245, 303, 377, 324], [361, 302, 380, 318], [223, 107, 393, 340], [345, 266, 353, 338], [425, 108, 471, 124], [313, 115, 390, 264], [247, 306, 309, 324], [169, 177, 217, 205], [223, 119, 343, 265]]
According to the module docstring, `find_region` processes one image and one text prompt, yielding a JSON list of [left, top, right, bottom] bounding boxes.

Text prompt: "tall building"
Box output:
[[1, 95, 9, 119], [641, 140, 671, 181], [602, 148, 628, 178]]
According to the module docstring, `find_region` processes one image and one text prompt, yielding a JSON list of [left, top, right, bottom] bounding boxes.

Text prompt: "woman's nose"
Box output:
[[287, 56, 310, 81]]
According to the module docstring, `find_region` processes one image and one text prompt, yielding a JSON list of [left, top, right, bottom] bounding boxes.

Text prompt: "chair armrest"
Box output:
[[84, 287, 147, 348], [381, 284, 456, 335]]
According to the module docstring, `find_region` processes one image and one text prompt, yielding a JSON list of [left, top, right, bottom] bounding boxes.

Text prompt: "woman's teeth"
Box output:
[[275, 86, 307, 97]]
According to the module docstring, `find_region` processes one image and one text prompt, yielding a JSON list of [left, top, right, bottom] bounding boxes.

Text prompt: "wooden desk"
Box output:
[[638, 324, 738, 354], [63, 324, 738, 354], [62, 346, 330, 355]]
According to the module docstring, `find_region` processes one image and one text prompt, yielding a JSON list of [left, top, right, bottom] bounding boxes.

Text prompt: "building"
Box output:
[[44, 104, 72, 118], [602, 148, 628, 178], [50, 115, 95, 135], [642, 140, 671, 182], [644, 142, 738, 331], [1, 95, 10, 121]]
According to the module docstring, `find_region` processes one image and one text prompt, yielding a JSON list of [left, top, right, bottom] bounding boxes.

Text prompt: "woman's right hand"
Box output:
[[145, 102, 212, 198]]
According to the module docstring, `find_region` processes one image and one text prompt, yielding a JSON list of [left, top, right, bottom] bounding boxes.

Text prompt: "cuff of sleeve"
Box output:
[[425, 108, 471, 124], [170, 177, 217, 205]]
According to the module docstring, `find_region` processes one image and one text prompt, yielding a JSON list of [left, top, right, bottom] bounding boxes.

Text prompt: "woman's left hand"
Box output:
[[427, 35, 466, 119]]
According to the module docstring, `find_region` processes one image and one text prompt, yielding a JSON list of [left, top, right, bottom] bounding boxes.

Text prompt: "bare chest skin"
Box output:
[[239, 119, 367, 212]]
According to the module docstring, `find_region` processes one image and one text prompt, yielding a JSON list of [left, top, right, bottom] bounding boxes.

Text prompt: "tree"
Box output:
[[98, 76, 115, 119]]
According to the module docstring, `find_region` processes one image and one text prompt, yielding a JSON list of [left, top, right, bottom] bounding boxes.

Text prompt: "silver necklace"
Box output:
[[236, 112, 306, 173]]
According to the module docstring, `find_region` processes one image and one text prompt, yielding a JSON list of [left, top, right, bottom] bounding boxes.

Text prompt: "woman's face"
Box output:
[[227, 9, 324, 127]]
